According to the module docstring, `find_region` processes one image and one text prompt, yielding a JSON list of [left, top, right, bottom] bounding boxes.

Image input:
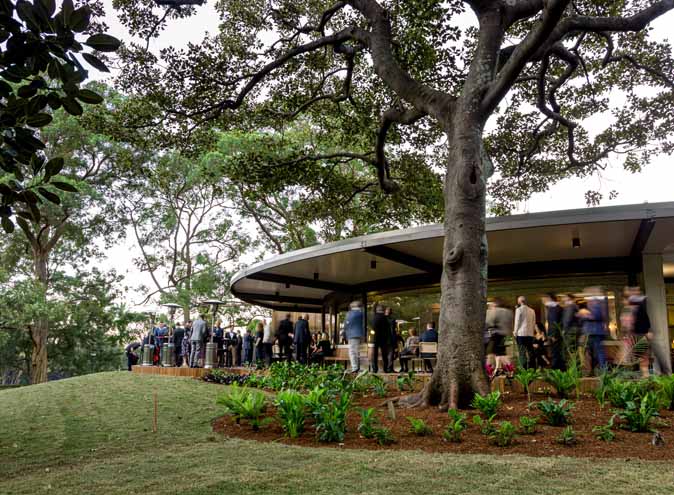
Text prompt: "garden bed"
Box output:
[[213, 389, 674, 461]]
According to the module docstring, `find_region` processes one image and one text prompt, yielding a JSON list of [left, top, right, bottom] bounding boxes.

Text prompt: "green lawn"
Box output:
[[1, 372, 673, 495]]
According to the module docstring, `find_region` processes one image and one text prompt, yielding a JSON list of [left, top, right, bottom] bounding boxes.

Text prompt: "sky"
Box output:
[[96, 1, 674, 310]]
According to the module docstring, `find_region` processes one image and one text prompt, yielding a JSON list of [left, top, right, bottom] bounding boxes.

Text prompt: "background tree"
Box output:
[[115, 0, 674, 407], [114, 150, 251, 320]]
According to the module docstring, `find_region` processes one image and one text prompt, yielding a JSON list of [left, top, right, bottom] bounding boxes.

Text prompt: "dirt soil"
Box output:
[[212, 387, 674, 460]]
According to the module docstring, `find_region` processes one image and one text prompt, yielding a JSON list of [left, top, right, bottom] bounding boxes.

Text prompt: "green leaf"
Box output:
[[1, 216, 14, 233], [38, 187, 60, 205], [76, 89, 103, 104], [17, 85, 38, 98], [51, 181, 78, 193], [84, 33, 121, 53], [47, 92, 62, 110], [44, 157, 64, 178], [61, 97, 83, 116], [82, 53, 109, 73], [70, 6, 91, 32], [26, 113, 53, 127], [39, 0, 55, 17]]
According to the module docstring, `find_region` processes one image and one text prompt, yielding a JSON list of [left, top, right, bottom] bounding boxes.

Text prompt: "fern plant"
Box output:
[[615, 391, 660, 432], [518, 415, 538, 435], [357, 407, 379, 439], [396, 371, 415, 392], [514, 368, 540, 403], [274, 390, 306, 439], [557, 425, 577, 446], [471, 391, 502, 418], [592, 415, 616, 442], [315, 392, 351, 442], [654, 375, 674, 411], [537, 398, 574, 426], [491, 421, 517, 447], [370, 375, 388, 398], [473, 414, 496, 436], [444, 409, 468, 443], [216, 384, 269, 431], [543, 369, 577, 399], [407, 417, 433, 436]]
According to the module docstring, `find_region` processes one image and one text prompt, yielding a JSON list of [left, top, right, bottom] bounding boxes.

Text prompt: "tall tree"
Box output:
[[114, 151, 250, 319], [115, 0, 674, 407]]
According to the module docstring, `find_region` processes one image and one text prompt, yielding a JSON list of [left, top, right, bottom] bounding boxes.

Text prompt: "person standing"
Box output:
[[514, 296, 536, 369], [562, 294, 580, 362], [254, 321, 264, 365], [579, 287, 608, 373], [344, 301, 365, 373], [125, 342, 141, 371], [173, 323, 185, 367], [235, 330, 243, 366], [213, 320, 224, 368], [223, 328, 236, 367], [293, 314, 311, 364], [190, 314, 207, 368], [384, 307, 399, 373], [372, 305, 391, 373], [627, 287, 653, 378], [543, 293, 565, 370], [485, 298, 514, 374], [262, 318, 274, 367], [276, 314, 294, 362], [242, 329, 254, 365], [181, 325, 191, 367]]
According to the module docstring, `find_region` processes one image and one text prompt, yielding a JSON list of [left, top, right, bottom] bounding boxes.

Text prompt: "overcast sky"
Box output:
[[97, 1, 674, 309]]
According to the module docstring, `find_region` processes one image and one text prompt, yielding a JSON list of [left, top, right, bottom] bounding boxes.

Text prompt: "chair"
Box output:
[[413, 342, 438, 372]]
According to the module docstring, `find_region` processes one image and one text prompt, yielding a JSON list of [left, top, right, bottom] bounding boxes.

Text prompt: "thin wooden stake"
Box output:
[[387, 400, 396, 420], [153, 390, 158, 433]]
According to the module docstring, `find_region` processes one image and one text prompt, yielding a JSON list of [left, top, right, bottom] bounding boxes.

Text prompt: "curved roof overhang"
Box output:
[[231, 202, 674, 313]]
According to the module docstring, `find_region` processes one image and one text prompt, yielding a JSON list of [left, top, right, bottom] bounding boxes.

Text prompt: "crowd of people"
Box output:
[[485, 285, 665, 376]]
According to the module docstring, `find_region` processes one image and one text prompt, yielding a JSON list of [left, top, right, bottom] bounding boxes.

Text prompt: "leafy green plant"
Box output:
[[491, 421, 517, 447], [473, 414, 496, 436], [373, 427, 396, 445], [407, 416, 433, 436], [315, 392, 351, 442], [543, 369, 578, 399], [518, 415, 538, 435], [370, 375, 388, 398], [557, 425, 577, 446], [537, 398, 574, 426], [615, 391, 660, 432], [471, 391, 501, 418], [304, 386, 329, 419], [514, 368, 540, 402], [605, 378, 652, 409], [357, 407, 379, 439], [216, 384, 269, 431], [274, 390, 306, 439], [396, 371, 415, 392], [654, 375, 674, 411], [592, 415, 616, 442], [444, 410, 468, 443]]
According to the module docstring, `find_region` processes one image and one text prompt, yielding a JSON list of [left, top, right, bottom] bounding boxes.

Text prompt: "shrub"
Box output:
[[370, 375, 388, 398], [444, 410, 468, 443], [592, 415, 616, 442], [514, 368, 540, 402], [316, 392, 351, 442], [518, 415, 538, 435], [373, 427, 396, 445], [654, 375, 674, 411], [537, 398, 574, 426], [274, 390, 306, 439], [357, 407, 379, 439], [471, 391, 502, 418], [605, 379, 652, 409], [473, 414, 496, 436], [407, 417, 433, 436], [615, 391, 660, 432], [304, 386, 329, 419], [491, 421, 517, 447], [216, 385, 269, 431], [396, 371, 415, 392], [557, 425, 577, 446], [543, 369, 578, 399]]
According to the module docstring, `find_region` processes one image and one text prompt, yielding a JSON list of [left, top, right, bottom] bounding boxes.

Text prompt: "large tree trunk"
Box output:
[[420, 118, 491, 410], [30, 252, 49, 384]]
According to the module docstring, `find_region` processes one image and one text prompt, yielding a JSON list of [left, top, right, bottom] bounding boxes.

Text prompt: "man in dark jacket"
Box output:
[[562, 294, 580, 361], [125, 342, 141, 371], [173, 324, 185, 367], [543, 293, 565, 370], [276, 314, 294, 362], [293, 314, 311, 364], [372, 305, 391, 373], [224, 329, 236, 367], [385, 307, 399, 373], [419, 322, 438, 372]]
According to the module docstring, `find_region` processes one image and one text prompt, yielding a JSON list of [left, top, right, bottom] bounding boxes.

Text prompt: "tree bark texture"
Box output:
[[30, 252, 49, 384]]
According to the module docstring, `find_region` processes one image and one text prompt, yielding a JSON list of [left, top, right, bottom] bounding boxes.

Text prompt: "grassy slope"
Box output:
[[1, 372, 673, 495]]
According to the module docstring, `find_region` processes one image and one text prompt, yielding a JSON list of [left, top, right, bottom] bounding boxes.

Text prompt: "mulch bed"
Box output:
[[211, 386, 674, 460]]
